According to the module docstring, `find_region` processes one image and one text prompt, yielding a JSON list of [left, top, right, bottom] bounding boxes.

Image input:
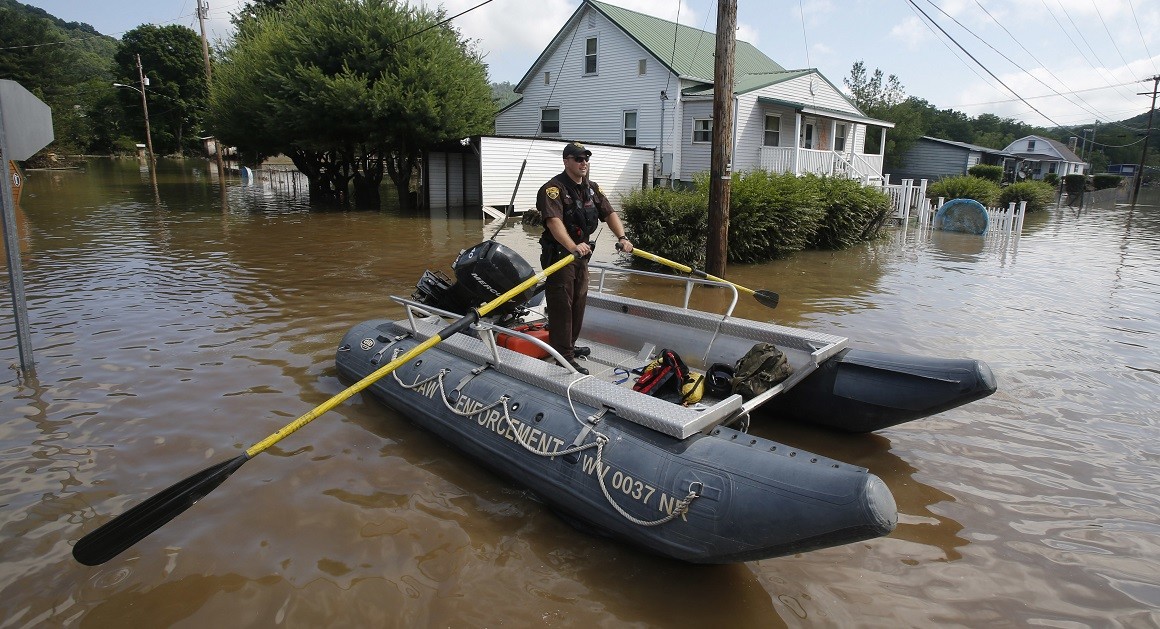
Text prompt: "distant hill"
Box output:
[[0, 0, 104, 35], [0, 0, 119, 89]]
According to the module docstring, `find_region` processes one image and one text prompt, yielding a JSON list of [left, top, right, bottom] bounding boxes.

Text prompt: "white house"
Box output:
[[1002, 135, 1086, 180], [495, 0, 894, 186]]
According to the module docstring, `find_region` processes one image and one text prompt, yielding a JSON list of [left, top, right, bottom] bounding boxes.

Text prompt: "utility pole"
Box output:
[[134, 53, 159, 202], [197, 0, 227, 187], [135, 54, 155, 167], [1131, 75, 1159, 207], [706, 0, 736, 277]]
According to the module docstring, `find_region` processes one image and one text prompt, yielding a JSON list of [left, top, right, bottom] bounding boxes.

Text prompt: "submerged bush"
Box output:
[[1092, 174, 1122, 190], [927, 175, 1000, 207], [967, 164, 1003, 183], [726, 170, 825, 262], [621, 171, 894, 264], [998, 181, 1056, 213], [1064, 174, 1086, 195], [621, 185, 709, 266], [805, 175, 892, 250]]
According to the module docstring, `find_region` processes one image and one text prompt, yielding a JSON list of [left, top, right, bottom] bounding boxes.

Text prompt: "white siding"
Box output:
[[680, 99, 714, 180], [425, 151, 481, 209], [495, 6, 677, 172], [479, 136, 653, 213], [734, 99, 794, 171], [769, 74, 861, 114]]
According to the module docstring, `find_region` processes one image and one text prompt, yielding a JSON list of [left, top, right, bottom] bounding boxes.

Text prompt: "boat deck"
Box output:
[[385, 263, 849, 439]]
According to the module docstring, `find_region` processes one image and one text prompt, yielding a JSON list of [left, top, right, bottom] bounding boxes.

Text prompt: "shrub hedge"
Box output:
[[620, 185, 708, 266], [1064, 174, 1086, 195], [968, 164, 1003, 182], [620, 171, 892, 264], [997, 181, 1056, 213], [926, 175, 1000, 207], [806, 175, 892, 250], [1092, 174, 1122, 190]]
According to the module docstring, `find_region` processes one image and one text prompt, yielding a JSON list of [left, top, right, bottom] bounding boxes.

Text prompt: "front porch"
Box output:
[[758, 146, 885, 184]]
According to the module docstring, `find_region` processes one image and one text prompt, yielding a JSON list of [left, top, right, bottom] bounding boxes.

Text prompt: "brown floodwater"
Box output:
[[2, 158, 1157, 627]]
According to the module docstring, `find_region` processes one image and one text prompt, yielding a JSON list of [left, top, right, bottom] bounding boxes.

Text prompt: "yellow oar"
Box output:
[[72, 252, 582, 566], [628, 247, 779, 309]]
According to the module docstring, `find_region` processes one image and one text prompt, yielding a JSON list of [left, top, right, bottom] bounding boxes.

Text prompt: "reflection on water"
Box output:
[[1, 158, 1158, 626]]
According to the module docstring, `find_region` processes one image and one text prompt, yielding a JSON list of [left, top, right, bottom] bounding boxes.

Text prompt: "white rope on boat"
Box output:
[[387, 349, 700, 526]]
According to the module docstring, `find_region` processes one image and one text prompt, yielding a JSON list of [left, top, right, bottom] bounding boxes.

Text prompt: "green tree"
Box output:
[[844, 60, 905, 112], [210, 0, 495, 209], [115, 24, 208, 155], [491, 81, 519, 109]]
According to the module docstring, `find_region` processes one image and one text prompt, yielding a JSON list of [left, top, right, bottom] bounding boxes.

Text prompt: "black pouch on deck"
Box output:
[[731, 342, 793, 400]]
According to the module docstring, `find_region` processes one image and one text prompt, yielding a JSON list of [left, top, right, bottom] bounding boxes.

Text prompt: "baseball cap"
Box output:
[[563, 141, 592, 159]]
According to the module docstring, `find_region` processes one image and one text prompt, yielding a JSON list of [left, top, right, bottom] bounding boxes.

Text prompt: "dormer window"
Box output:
[[1028, 140, 1037, 150]]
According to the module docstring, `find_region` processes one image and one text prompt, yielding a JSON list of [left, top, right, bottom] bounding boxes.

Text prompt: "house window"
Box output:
[[834, 123, 847, 151], [623, 110, 638, 146], [541, 108, 560, 134], [638, 59, 647, 75], [763, 114, 781, 146], [1028, 140, 1036, 151], [693, 118, 712, 143], [585, 38, 598, 74], [1049, 163, 1057, 173], [544, 71, 550, 85]]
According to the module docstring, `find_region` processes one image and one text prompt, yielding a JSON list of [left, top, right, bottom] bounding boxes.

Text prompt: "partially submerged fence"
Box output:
[[881, 176, 1025, 237], [903, 196, 1026, 236]]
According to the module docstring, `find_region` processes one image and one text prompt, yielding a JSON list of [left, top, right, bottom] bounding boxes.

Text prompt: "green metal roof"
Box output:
[[587, 0, 784, 82], [682, 69, 814, 96]]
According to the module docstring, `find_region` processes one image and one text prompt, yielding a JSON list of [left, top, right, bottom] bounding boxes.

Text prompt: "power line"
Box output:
[[1051, 0, 1139, 104], [1089, 0, 1134, 72], [956, 80, 1144, 108], [966, 0, 1134, 132], [906, 0, 1069, 129], [902, 1, 1000, 92], [1125, 0, 1158, 75]]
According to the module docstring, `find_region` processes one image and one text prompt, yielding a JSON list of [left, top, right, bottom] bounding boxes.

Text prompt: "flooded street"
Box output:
[[2, 158, 1158, 627]]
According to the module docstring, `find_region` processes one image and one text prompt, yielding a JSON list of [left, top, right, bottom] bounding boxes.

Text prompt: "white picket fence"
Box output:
[[904, 196, 1027, 236], [881, 176, 1025, 236]]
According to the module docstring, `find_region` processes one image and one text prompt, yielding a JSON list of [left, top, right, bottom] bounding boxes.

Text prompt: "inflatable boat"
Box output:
[[335, 242, 996, 562]]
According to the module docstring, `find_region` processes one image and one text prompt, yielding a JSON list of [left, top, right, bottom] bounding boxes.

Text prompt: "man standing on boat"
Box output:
[[537, 141, 633, 375]]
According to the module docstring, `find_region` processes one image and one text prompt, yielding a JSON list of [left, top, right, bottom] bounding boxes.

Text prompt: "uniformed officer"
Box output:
[[536, 141, 633, 374]]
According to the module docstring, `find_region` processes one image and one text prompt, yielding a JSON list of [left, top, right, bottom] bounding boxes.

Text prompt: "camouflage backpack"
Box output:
[[731, 342, 793, 399]]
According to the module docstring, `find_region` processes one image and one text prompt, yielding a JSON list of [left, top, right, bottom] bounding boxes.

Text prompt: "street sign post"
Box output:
[[1, 80, 54, 374]]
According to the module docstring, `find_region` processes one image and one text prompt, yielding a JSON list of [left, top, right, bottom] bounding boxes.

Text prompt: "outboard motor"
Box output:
[[412, 241, 540, 320]]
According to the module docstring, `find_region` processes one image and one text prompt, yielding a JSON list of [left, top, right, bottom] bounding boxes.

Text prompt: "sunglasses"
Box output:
[[569, 155, 590, 163]]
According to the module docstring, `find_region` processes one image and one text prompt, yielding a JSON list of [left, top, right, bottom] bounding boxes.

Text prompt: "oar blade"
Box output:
[[72, 454, 249, 566], [753, 290, 780, 309]]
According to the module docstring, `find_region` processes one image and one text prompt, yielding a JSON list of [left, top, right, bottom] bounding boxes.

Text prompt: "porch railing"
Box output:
[[758, 146, 884, 182]]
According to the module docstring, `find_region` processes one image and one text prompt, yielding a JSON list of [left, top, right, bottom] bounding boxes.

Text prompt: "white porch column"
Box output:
[[793, 112, 802, 175]]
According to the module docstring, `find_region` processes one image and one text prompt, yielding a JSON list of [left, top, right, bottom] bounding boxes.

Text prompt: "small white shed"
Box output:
[[424, 136, 654, 217]]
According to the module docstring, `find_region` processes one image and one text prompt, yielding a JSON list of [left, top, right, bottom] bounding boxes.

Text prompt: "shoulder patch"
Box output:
[[546, 186, 560, 200]]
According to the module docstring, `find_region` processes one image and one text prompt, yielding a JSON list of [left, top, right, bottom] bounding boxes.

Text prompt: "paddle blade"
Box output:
[[72, 454, 249, 566], [753, 290, 779, 309]]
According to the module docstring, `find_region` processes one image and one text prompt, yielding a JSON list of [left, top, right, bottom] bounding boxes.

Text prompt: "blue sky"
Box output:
[[23, 0, 1160, 132]]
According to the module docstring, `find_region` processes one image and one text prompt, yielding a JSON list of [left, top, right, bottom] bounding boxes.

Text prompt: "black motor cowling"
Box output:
[[412, 241, 538, 318]]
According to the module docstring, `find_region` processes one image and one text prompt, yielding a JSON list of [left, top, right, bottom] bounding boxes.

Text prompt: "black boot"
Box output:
[[565, 357, 589, 375], [573, 346, 591, 357]]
